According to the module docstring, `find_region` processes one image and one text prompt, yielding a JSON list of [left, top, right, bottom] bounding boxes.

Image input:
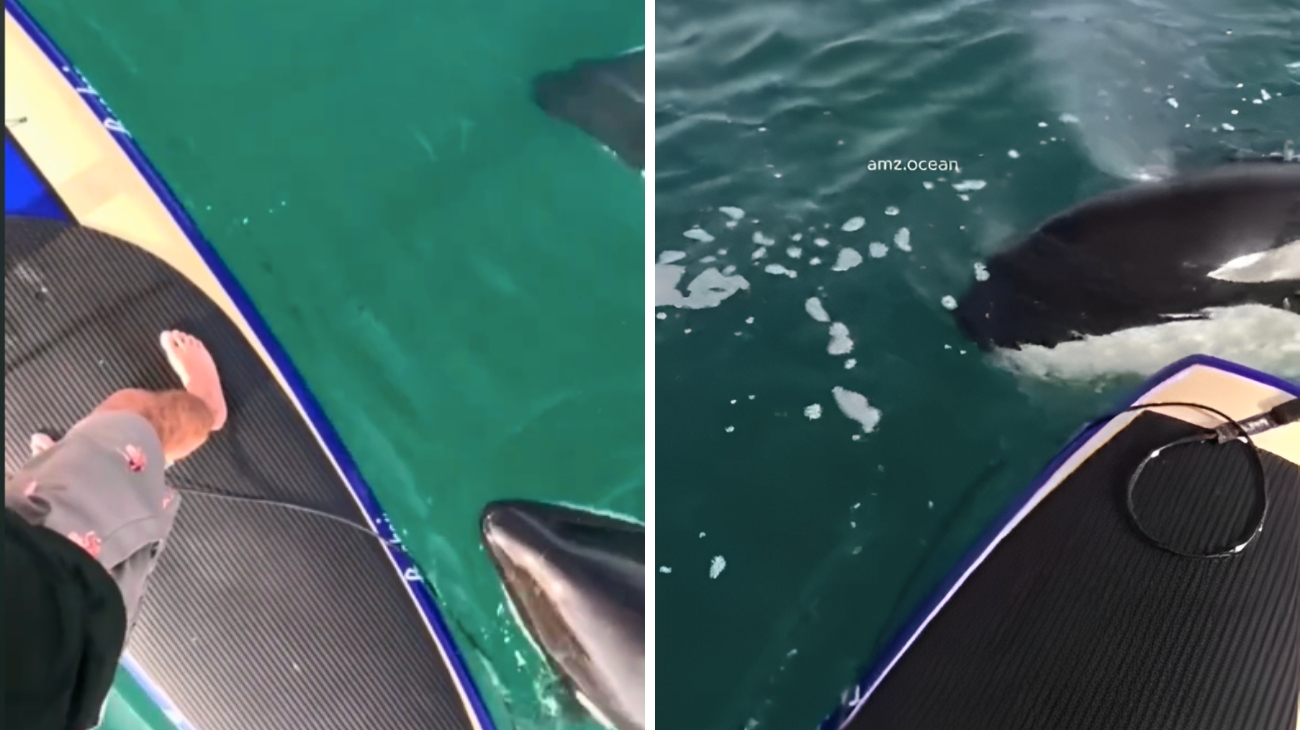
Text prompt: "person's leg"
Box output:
[[7, 329, 225, 632], [29, 330, 226, 465]]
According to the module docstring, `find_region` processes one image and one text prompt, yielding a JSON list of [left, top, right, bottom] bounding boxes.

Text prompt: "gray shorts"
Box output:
[[5, 410, 180, 633]]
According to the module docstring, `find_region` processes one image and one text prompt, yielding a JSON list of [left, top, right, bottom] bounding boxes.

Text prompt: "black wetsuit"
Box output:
[[5, 508, 127, 730]]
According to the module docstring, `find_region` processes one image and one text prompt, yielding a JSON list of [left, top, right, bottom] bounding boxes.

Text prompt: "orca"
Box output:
[[954, 162, 1300, 378], [480, 500, 645, 730], [533, 49, 644, 170]]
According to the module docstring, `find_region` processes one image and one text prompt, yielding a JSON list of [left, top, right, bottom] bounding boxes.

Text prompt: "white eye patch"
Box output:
[[1208, 240, 1300, 283]]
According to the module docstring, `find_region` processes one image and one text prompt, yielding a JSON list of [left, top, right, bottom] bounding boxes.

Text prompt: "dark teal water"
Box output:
[[654, 2, 1297, 729], [21, 0, 643, 728]]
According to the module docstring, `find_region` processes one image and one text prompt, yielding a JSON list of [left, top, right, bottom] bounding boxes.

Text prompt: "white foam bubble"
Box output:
[[832, 248, 864, 271], [805, 297, 831, 322], [804, 404, 823, 419], [754, 231, 776, 246], [832, 386, 881, 433], [894, 228, 912, 252], [974, 262, 990, 281], [941, 295, 958, 310], [764, 263, 797, 277], [719, 206, 745, 220], [658, 250, 686, 264], [884, 206, 900, 216], [709, 555, 727, 579], [828, 322, 854, 355], [868, 242, 889, 258], [684, 227, 715, 242], [952, 179, 987, 192], [841, 217, 866, 232]]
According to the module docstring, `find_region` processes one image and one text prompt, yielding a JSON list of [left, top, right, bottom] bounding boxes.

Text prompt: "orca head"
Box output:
[[532, 51, 645, 170], [955, 162, 1300, 377], [480, 500, 645, 730]]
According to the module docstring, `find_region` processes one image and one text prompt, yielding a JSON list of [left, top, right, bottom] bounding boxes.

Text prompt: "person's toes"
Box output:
[[30, 433, 55, 457], [160, 330, 194, 385], [171, 330, 197, 350]]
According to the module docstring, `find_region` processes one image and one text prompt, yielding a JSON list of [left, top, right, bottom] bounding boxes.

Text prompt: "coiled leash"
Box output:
[[1106, 397, 1300, 559]]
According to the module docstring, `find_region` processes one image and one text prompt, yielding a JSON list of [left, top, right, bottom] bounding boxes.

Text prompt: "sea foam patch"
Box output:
[[995, 305, 1300, 380], [656, 265, 750, 309]]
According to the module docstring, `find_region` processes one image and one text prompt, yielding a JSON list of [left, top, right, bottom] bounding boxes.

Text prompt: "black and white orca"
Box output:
[[533, 48, 645, 170], [955, 162, 1300, 378], [480, 500, 645, 730]]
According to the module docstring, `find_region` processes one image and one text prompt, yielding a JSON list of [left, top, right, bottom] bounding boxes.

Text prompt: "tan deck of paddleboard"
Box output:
[[4, 9, 288, 393], [1134, 363, 1298, 466]]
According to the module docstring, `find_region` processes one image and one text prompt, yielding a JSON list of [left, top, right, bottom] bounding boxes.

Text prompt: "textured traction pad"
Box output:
[[5, 216, 476, 730], [847, 411, 1300, 730]]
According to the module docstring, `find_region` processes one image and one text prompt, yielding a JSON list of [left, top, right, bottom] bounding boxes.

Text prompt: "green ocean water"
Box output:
[[20, 0, 644, 728], [655, 1, 1297, 730]]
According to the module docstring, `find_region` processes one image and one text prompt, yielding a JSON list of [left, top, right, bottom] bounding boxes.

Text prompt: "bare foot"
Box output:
[[30, 433, 55, 457], [159, 330, 228, 431]]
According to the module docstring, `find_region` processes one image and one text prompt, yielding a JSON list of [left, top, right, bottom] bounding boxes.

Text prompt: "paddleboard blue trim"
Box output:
[[819, 353, 1299, 730], [4, 4, 499, 729]]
